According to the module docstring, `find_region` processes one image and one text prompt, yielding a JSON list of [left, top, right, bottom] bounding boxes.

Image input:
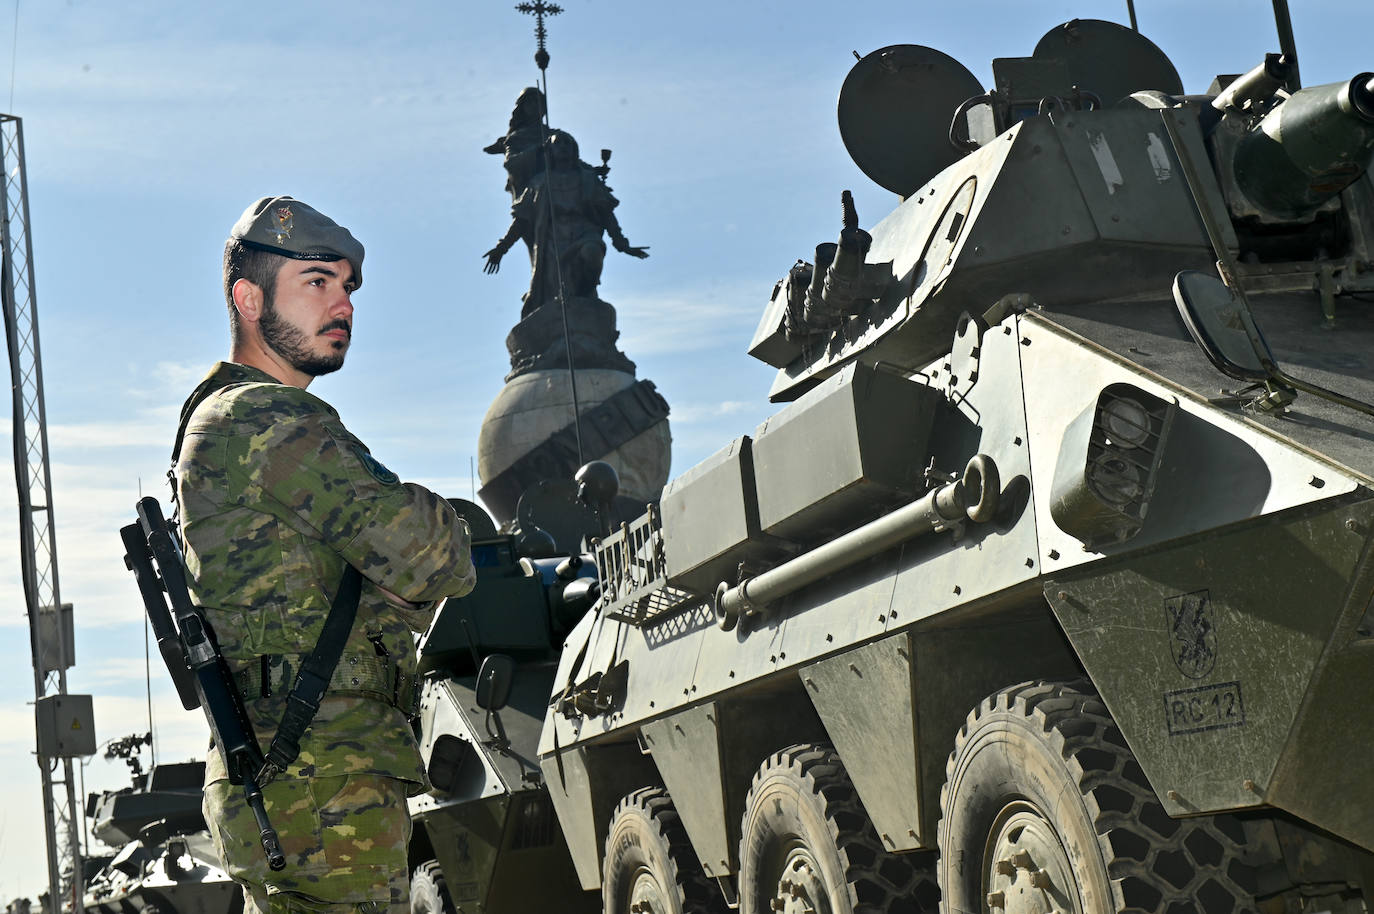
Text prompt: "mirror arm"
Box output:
[[1159, 110, 1271, 360], [485, 709, 510, 751], [1272, 368, 1374, 419]]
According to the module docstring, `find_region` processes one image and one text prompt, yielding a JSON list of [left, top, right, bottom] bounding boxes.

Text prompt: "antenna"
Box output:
[[514, 0, 586, 466], [1270, 0, 1301, 92]]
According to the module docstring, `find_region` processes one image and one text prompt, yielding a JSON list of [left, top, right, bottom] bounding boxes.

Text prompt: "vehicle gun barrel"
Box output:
[[1212, 53, 1293, 113], [714, 455, 999, 629], [1232, 72, 1374, 218]]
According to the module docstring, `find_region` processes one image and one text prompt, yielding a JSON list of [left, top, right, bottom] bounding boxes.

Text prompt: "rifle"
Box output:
[[121, 495, 286, 871]]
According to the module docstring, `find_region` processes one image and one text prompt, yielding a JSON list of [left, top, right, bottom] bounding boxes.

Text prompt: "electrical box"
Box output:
[[35, 694, 96, 758], [37, 602, 75, 675]]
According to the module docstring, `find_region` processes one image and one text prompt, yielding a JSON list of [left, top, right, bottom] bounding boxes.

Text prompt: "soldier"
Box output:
[[172, 195, 476, 914]]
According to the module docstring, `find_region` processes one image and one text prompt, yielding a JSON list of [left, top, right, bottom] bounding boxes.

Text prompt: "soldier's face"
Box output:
[[260, 259, 357, 377]]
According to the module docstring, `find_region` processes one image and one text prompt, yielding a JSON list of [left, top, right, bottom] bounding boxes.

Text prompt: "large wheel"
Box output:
[[411, 859, 457, 914], [738, 743, 939, 914], [938, 680, 1256, 914], [603, 787, 725, 914]]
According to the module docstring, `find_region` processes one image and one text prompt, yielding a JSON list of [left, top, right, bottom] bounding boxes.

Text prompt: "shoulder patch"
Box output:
[[353, 445, 400, 486]]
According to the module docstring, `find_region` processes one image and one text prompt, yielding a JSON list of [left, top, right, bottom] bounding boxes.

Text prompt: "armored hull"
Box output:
[[83, 762, 240, 914], [531, 14, 1374, 914]]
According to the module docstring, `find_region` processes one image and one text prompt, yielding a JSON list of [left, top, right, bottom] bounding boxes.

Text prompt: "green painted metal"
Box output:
[[1046, 494, 1374, 851]]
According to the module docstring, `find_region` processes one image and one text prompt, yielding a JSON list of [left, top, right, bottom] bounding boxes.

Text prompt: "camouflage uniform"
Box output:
[[174, 360, 475, 914]]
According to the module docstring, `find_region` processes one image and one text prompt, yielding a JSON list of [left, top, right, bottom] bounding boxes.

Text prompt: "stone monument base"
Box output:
[[477, 368, 672, 524]]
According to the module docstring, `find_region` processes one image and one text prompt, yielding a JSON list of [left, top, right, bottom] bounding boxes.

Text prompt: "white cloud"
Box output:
[[76, 657, 163, 690], [669, 400, 754, 424], [616, 283, 764, 356], [48, 420, 176, 450]]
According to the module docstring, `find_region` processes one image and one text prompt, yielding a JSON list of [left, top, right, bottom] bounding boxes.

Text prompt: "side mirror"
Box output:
[[1173, 270, 1374, 418], [1172, 271, 1273, 381], [475, 654, 515, 712]]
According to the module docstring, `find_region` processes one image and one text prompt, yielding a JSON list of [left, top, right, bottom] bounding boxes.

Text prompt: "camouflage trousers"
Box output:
[[204, 773, 412, 914]]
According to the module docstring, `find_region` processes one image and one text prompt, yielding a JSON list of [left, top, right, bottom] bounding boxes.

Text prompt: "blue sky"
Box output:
[[0, 0, 1367, 902]]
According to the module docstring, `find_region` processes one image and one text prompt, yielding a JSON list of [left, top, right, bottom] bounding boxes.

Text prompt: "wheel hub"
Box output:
[[771, 850, 830, 914], [983, 803, 1080, 914], [629, 866, 666, 914]]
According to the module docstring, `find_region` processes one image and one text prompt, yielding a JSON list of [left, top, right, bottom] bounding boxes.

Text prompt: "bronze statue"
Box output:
[[483, 128, 648, 318], [483, 86, 554, 200]]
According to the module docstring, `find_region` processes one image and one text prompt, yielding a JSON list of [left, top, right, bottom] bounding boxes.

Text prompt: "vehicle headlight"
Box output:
[[1050, 384, 1177, 548]]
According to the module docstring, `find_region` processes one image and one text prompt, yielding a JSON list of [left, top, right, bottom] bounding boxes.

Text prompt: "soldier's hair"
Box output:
[[223, 240, 288, 340]]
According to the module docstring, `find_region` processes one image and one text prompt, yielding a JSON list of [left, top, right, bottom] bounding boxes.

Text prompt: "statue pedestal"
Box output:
[[477, 368, 671, 524], [505, 296, 634, 381]]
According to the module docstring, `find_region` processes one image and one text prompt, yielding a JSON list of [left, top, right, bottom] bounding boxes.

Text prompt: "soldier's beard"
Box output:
[[259, 299, 347, 377]]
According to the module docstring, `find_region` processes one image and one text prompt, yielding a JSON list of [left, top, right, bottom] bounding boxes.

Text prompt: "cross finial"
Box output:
[[515, 1, 563, 72]]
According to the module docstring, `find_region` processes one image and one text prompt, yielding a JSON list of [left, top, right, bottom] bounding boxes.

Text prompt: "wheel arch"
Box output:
[[408, 817, 437, 873], [804, 603, 1083, 851], [542, 736, 662, 891], [642, 677, 829, 884]]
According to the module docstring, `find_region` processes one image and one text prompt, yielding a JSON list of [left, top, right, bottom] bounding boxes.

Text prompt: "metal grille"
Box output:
[[511, 792, 557, 849], [0, 114, 84, 912], [593, 505, 699, 626], [1087, 385, 1175, 529]]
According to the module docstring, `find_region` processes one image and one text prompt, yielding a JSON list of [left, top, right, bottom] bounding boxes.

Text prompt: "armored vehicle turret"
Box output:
[[533, 13, 1374, 914], [83, 742, 239, 914]]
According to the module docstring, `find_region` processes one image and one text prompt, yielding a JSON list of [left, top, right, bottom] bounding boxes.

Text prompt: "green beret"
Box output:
[[230, 195, 364, 288]]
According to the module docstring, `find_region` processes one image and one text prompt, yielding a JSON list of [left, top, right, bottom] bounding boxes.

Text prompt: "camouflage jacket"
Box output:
[[174, 362, 475, 790]]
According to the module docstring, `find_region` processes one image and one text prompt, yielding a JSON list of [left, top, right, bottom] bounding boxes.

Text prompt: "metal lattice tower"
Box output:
[[0, 114, 84, 914]]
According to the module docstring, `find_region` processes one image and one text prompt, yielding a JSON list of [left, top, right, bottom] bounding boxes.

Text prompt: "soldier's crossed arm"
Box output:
[[241, 406, 476, 606]]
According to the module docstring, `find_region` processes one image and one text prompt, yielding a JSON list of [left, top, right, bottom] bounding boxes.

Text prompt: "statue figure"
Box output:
[[483, 129, 648, 318], [483, 86, 554, 200]]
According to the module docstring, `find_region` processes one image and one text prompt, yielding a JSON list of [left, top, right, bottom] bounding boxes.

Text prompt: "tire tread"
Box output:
[[605, 787, 724, 914], [742, 743, 938, 914], [940, 679, 1257, 914], [410, 859, 456, 914]]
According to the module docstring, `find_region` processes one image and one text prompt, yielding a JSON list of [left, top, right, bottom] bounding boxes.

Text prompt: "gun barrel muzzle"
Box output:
[[1213, 53, 1293, 113], [1232, 72, 1374, 218]]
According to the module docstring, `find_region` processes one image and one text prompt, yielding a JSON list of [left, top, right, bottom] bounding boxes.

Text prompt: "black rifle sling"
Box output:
[[258, 563, 363, 784]]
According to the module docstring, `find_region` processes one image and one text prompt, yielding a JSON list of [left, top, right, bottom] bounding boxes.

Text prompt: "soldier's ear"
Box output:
[[231, 278, 263, 323]]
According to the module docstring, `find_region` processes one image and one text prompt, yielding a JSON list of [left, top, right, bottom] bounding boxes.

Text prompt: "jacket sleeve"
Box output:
[[238, 400, 476, 605]]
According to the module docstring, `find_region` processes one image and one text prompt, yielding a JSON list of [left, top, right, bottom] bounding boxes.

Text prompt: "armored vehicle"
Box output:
[[407, 491, 604, 914], [531, 13, 1374, 914], [83, 740, 240, 914]]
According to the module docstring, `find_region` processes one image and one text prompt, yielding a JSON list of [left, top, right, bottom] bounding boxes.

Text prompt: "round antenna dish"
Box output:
[[1033, 19, 1183, 105], [516, 479, 600, 555], [445, 498, 499, 540], [838, 44, 985, 198]]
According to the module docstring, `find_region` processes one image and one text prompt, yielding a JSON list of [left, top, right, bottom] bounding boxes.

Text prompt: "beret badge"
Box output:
[[269, 206, 294, 245]]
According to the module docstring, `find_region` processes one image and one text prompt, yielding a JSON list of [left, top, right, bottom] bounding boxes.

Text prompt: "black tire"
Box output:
[[738, 743, 939, 914], [603, 787, 725, 914], [411, 859, 457, 914], [938, 680, 1257, 914]]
